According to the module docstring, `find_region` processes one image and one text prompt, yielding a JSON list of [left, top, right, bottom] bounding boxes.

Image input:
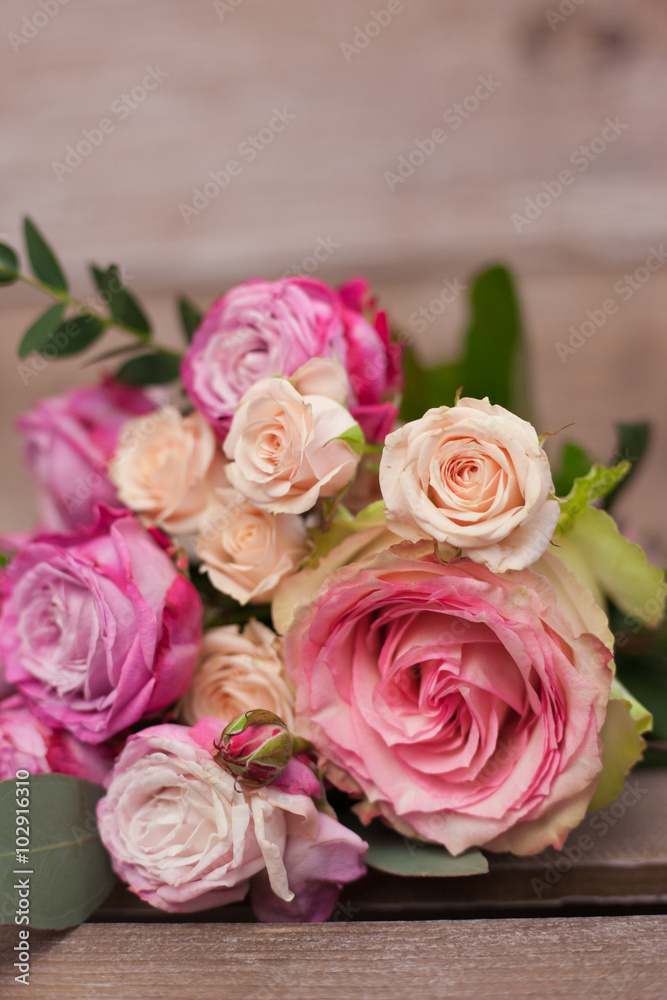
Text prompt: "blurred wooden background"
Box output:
[[1, 0, 665, 550]]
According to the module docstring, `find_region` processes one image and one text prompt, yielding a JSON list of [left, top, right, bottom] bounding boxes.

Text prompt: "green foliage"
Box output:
[[39, 314, 106, 358], [178, 296, 203, 343], [0, 243, 19, 285], [91, 264, 151, 334], [116, 351, 181, 386], [18, 303, 66, 358], [0, 774, 115, 929], [604, 422, 651, 511], [399, 264, 530, 424], [557, 461, 630, 532], [346, 814, 488, 877], [23, 217, 68, 292], [552, 441, 593, 498]]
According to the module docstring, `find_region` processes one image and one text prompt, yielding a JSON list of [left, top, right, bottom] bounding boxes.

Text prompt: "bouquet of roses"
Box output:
[[0, 220, 664, 928]]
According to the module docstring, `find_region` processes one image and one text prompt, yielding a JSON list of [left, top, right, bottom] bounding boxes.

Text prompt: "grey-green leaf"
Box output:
[[116, 352, 181, 385], [0, 243, 19, 285], [39, 314, 106, 359], [23, 218, 68, 292], [18, 303, 66, 358], [349, 816, 488, 877], [178, 296, 203, 343], [0, 774, 115, 929]]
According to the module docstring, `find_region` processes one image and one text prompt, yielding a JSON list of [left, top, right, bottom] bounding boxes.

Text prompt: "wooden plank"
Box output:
[[1, 916, 666, 999], [1, 0, 667, 288]]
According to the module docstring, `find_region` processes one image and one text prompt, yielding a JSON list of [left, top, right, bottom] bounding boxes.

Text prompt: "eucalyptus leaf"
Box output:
[[0, 243, 19, 285], [345, 814, 488, 877], [23, 217, 68, 292], [603, 422, 651, 511], [18, 303, 66, 358], [116, 351, 181, 386], [39, 314, 105, 358], [178, 296, 203, 343], [92, 264, 151, 334], [0, 774, 115, 929]]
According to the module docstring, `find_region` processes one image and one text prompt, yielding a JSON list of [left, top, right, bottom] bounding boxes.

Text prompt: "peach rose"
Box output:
[[180, 620, 295, 729], [110, 406, 223, 534], [196, 488, 310, 604], [379, 397, 559, 572], [223, 360, 362, 514]]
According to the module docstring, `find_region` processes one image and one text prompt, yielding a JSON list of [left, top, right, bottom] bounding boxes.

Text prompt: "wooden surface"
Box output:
[[1, 916, 666, 999]]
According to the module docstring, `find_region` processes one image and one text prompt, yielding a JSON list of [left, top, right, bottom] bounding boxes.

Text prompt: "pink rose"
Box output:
[[284, 542, 613, 856], [181, 276, 400, 442], [0, 693, 114, 783], [379, 397, 559, 572], [223, 361, 361, 514], [97, 718, 366, 919], [18, 376, 158, 530], [0, 507, 202, 744]]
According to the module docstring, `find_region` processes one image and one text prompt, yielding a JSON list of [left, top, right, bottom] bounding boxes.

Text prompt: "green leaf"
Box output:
[[0, 774, 115, 929], [562, 505, 665, 628], [18, 303, 66, 358], [557, 461, 631, 532], [616, 652, 667, 742], [330, 423, 366, 457], [348, 816, 488, 877], [178, 296, 203, 343], [0, 243, 19, 285], [116, 352, 181, 386], [603, 422, 651, 511], [38, 314, 105, 359], [399, 348, 461, 423], [83, 342, 145, 367], [0, 553, 10, 568], [460, 264, 530, 419], [91, 264, 151, 334], [23, 217, 68, 292], [552, 441, 593, 498]]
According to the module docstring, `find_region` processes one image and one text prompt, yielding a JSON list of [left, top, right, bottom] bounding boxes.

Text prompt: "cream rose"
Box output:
[[223, 360, 362, 514], [379, 397, 559, 571], [180, 620, 295, 729], [110, 406, 223, 534], [196, 488, 310, 604]]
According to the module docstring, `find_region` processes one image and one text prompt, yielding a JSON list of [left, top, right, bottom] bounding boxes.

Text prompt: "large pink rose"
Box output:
[[97, 718, 367, 920], [18, 376, 158, 529], [284, 543, 613, 856], [0, 507, 202, 744], [181, 276, 400, 442], [0, 693, 114, 783]]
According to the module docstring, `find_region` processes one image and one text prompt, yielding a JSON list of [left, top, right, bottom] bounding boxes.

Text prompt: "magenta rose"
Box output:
[[97, 718, 367, 920], [284, 543, 613, 856], [18, 376, 158, 529], [182, 276, 400, 442], [0, 693, 114, 783], [0, 507, 202, 744]]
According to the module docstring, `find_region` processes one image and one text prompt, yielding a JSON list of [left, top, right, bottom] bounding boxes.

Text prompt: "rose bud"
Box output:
[[213, 709, 294, 788]]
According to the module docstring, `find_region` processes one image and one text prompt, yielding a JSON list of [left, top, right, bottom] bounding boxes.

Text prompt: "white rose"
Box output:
[[196, 488, 310, 605], [180, 619, 295, 729], [110, 406, 223, 534], [223, 360, 362, 514], [379, 397, 559, 572]]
